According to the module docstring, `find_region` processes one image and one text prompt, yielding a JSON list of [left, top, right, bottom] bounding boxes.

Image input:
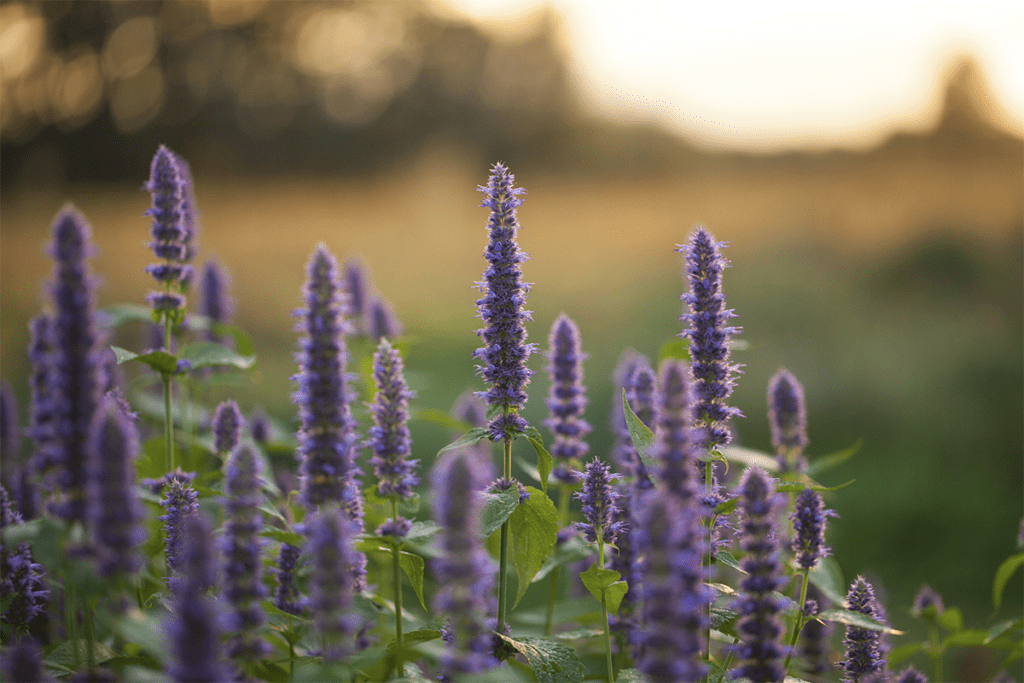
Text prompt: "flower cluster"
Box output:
[[273, 542, 303, 616], [306, 505, 359, 662], [545, 314, 591, 483], [213, 399, 243, 455], [0, 486, 50, 632], [791, 487, 838, 569], [473, 163, 537, 441], [159, 477, 199, 590], [144, 146, 192, 326], [768, 368, 809, 471], [679, 226, 743, 451], [199, 259, 233, 345], [840, 576, 889, 683], [294, 245, 360, 510], [652, 359, 701, 502], [573, 458, 625, 546], [367, 338, 418, 500]]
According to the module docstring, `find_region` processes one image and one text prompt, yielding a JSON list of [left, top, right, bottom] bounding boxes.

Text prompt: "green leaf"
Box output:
[[522, 427, 553, 493], [437, 428, 492, 457], [993, 553, 1024, 614], [783, 678, 814, 683], [45, 640, 119, 668], [510, 487, 559, 607], [252, 661, 291, 683], [719, 445, 779, 472], [943, 629, 995, 648], [552, 628, 604, 641], [111, 346, 179, 375], [659, 338, 691, 362], [887, 642, 923, 666], [179, 341, 256, 370], [114, 609, 172, 662], [580, 565, 621, 601], [709, 582, 736, 596], [101, 303, 156, 328], [711, 606, 740, 637], [776, 479, 855, 493], [622, 390, 659, 480], [262, 528, 304, 546], [808, 555, 846, 607], [404, 521, 441, 546], [495, 634, 585, 683], [1, 518, 42, 545], [937, 606, 963, 633], [605, 581, 628, 617], [818, 609, 904, 635], [400, 551, 427, 610], [986, 618, 1023, 644], [480, 486, 522, 538], [533, 534, 592, 583], [713, 497, 739, 516], [413, 407, 470, 431], [714, 550, 747, 575], [616, 668, 652, 683], [806, 440, 862, 477]]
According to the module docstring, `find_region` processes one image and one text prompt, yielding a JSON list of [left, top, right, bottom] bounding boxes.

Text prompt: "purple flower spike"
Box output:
[[306, 505, 358, 662], [368, 296, 403, 340], [730, 468, 789, 683], [609, 350, 651, 473], [273, 542, 303, 616], [1, 486, 50, 633], [473, 163, 537, 442], [768, 368, 809, 471], [368, 339, 418, 500], [633, 490, 708, 682], [4, 638, 54, 683], [27, 315, 57, 483], [799, 584, 832, 676], [0, 380, 19, 476], [896, 666, 928, 683], [572, 458, 625, 545], [343, 259, 368, 321], [199, 259, 233, 344], [144, 146, 191, 323], [624, 365, 656, 487], [249, 408, 271, 444], [220, 443, 271, 661], [911, 585, 945, 618], [172, 152, 200, 273], [653, 359, 701, 503], [213, 400, 244, 455], [87, 396, 145, 578], [679, 227, 743, 452], [433, 451, 499, 677], [294, 245, 360, 510], [840, 576, 889, 683], [168, 514, 228, 683], [791, 487, 838, 570], [544, 314, 591, 483], [47, 206, 104, 523], [159, 478, 198, 590]]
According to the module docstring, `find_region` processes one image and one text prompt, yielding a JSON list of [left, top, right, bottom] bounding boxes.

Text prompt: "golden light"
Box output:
[[102, 16, 159, 81], [0, 3, 46, 83], [109, 64, 165, 132]]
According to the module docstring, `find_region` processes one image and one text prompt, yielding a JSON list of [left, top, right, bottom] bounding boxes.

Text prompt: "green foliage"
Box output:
[[112, 346, 179, 374], [622, 390, 659, 480], [495, 634, 585, 683], [480, 486, 523, 538], [817, 609, 904, 635], [436, 428, 491, 457], [993, 553, 1024, 614], [510, 487, 559, 607], [522, 427, 554, 493], [579, 565, 627, 617], [399, 551, 427, 610], [805, 440, 862, 477]]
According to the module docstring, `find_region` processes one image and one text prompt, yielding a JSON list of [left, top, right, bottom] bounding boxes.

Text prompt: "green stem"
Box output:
[[497, 436, 513, 634], [162, 373, 174, 473], [67, 580, 80, 671], [783, 568, 811, 675], [544, 483, 573, 636], [84, 599, 96, 671], [392, 501, 405, 678], [928, 622, 943, 683], [599, 541, 615, 683]]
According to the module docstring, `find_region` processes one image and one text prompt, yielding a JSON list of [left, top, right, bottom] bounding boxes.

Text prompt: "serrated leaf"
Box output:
[[719, 445, 779, 471], [713, 497, 739, 516], [616, 668, 652, 683], [399, 551, 427, 610], [818, 609, 904, 635], [46, 640, 119, 668], [605, 581, 628, 617], [262, 527, 304, 547], [622, 390, 659, 481], [887, 642, 923, 666], [404, 521, 441, 545], [711, 606, 740, 636], [496, 634, 585, 683], [776, 479, 855, 493], [522, 427, 553, 493], [102, 303, 157, 328], [937, 606, 963, 633], [580, 565, 621, 599], [806, 440, 862, 477], [808, 555, 845, 607], [438, 428, 492, 457], [112, 346, 179, 374], [511, 487, 559, 607], [714, 550, 747, 574], [480, 487, 522, 538], [114, 609, 171, 662], [552, 628, 604, 641], [993, 553, 1024, 614], [179, 341, 255, 370]]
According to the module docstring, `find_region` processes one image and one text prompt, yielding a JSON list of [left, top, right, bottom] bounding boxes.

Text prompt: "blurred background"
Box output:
[[1, 0, 1021, 677]]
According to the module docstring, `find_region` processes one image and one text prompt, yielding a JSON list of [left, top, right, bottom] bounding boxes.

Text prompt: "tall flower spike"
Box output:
[[840, 576, 889, 683], [220, 443, 271, 660], [294, 244, 359, 509], [679, 227, 743, 451], [273, 542, 303, 616], [199, 259, 233, 345], [799, 584, 832, 677], [343, 259, 368, 322], [27, 314, 57, 483], [368, 296, 403, 341], [368, 338, 418, 501], [653, 359, 702, 503], [1, 486, 50, 633], [768, 368, 809, 471], [791, 487, 838, 570], [473, 163, 536, 442], [47, 206, 104, 523], [545, 314, 591, 483], [573, 458, 625, 545], [433, 451, 499, 678], [172, 151, 200, 274], [167, 514, 228, 683], [624, 365, 656, 487], [911, 585, 944, 618], [213, 400, 243, 455], [896, 666, 928, 683], [633, 490, 708, 682], [159, 478, 198, 591], [4, 638, 54, 683], [87, 396, 145, 578], [609, 349, 651, 474], [306, 505, 358, 662], [144, 146, 190, 324], [730, 468, 789, 683]]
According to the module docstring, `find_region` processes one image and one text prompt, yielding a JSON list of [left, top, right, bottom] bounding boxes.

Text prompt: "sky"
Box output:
[[437, 0, 1024, 151]]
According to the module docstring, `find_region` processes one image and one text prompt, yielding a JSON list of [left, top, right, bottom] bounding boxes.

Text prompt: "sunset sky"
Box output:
[[438, 0, 1024, 151]]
